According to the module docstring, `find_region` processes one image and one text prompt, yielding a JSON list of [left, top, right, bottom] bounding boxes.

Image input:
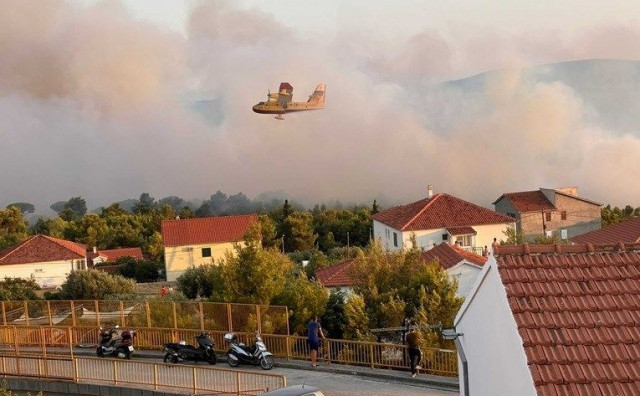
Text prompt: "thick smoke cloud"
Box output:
[[1, 0, 639, 216]]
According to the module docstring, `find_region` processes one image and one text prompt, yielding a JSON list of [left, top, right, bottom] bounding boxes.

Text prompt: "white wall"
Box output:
[[446, 262, 482, 298], [0, 260, 80, 288], [454, 259, 537, 396], [373, 220, 402, 250]]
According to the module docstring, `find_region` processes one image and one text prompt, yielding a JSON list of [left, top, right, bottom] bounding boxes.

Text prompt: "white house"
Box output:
[[452, 242, 640, 396], [0, 235, 88, 288], [421, 242, 488, 297], [373, 186, 515, 254]]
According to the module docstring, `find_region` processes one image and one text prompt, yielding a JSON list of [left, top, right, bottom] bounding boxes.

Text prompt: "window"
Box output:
[[545, 212, 551, 222], [442, 234, 449, 241], [393, 232, 398, 247], [202, 247, 212, 258], [561, 211, 567, 220], [507, 212, 516, 218], [456, 235, 473, 247]]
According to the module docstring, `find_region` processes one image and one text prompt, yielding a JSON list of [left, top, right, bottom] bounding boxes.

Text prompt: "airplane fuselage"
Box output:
[[252, 101, 324, 115]]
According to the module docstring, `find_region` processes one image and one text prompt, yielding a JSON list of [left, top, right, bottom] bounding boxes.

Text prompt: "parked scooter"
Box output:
[[163, 332, 217, 365], [96, 325, 136, 359], [224, 333, 274, 370]]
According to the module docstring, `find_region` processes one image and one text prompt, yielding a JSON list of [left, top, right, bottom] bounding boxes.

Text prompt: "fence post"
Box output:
[[285, 336, 291, 360], [74, 358, 79, 382], [370, 343, 374, 368], [286, 307, 290, 336], [40, 326, 46, 357], [256, 305, 262, 335], [13, 326, 19, 356], [227, 304, 233, 332], [24, 301, 29, 326], [172, 302, 178, 329], [47, 301, 52, 326], [70, 301, 76, 327], [199, 302, 204, 331], [119, 300, 125, 327], [113, 359, 118, 385], [153, 363, 158, 390], [145, 301, 151, 328], [192, 366, 197, 395], [1, 301, 5, 325], [236, 371, 241, 396], [94, 300, 100, 328], [68, 327, 74, 358]]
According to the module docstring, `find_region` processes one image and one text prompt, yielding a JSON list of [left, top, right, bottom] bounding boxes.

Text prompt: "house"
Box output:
[[315, 258, 357, 297], [0, 235, 88, 288], [161, 214, 259, 282], [421, 242, 488, 297], [493, 187, 602, 241], [88, 247, 144, 274], [452, 242, 640, 396], [89, 247, 144, 266], [373, 186, 515, 254], [315, 245, 487, 298], [570, 216, 640, 245]]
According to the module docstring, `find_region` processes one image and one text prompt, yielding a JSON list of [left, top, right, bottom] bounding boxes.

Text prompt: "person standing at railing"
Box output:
[[406, 322, 422, 378], [307, 315, 325, 367]]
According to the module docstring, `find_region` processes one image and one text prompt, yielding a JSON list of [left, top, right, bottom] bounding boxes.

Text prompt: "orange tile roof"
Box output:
[[494, 242, 640, 395], [161, 214, 259, 247], [570, 217, 640, 245], [494, 191, 555, 212], [421, 242, 487, 269], [0, 235, 87, 265], [372, 193, 514, 231], [89, 247, 144, 262], [315, 258, 357, 288]]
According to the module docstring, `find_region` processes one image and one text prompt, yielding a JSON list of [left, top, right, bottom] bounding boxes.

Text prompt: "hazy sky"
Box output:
[[2, 0, 640, 215]]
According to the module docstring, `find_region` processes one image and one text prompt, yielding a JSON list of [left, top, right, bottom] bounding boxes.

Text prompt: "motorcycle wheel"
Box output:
[[163, 353, 178, 364], [227, 354, 240, 367], [208, 354, 217, 365], [118, 347, 132, 360], [96, 347, 103, 357], [260, 355, 274, 370]]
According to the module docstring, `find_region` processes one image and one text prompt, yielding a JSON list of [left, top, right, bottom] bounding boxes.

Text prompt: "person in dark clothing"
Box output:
[[307, 316, 325, 367], [406, 325, 422, 377]]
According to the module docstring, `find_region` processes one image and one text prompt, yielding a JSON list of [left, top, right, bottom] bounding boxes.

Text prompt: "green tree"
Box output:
[[117, 257, 163, 283], [57, 269, 136, 300], [63, 196, 88, 218], [0, 277, 41, 300], [31, 217, 68, 238], [283, 211, 317, 252], [272, 274, 328, 335], [7, 202, 35, 214], [258, 215, 278, 249], [147, 231, 164, 262], [0, 206, 29, 250], [371, 199, 380, 215], [321, 289, 347, 339], [133, 193, 157, 214]]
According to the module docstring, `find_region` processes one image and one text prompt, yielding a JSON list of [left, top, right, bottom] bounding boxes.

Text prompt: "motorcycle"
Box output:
[[224, 333, 274, 370], [96, 325, 136, 359], [163, 332, 218, 365]]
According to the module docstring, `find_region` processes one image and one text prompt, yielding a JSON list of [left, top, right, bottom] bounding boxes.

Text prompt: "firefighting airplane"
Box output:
[[252, 82, 325, 120]]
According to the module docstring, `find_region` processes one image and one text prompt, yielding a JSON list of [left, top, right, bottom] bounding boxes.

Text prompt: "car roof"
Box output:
[[261, 385, 322, 396]]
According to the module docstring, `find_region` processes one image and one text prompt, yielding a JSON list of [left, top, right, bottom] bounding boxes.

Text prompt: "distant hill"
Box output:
[[420, 59, 640, 134]]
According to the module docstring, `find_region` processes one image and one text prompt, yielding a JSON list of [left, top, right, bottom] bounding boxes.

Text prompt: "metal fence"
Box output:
[[0, 300, 290, 335], [0, 325, 458, 377], [0, 354, 286, 395]]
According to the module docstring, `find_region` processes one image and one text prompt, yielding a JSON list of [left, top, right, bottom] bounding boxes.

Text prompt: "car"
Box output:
[[260, 384, 324, 396]]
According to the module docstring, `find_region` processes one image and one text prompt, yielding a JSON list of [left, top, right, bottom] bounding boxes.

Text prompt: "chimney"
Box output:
[[93, 246, 97, 254], [427, 184, 434, 199]]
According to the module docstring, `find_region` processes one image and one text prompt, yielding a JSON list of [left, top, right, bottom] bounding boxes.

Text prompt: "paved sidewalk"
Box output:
[[274, 358, 459, 392]]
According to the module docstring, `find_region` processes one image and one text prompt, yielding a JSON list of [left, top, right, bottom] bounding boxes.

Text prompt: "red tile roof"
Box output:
[[494, 242, 640, 395], [494, 189, 602, 213], [570, 217, 640, 245], [494, 191, 555, 212], [446, 226, 476, 236], [315, 258, 357, 288], [161, 214, 259, 247], [0, 235, 87, 265], [89, 247, 144, 262], [372, 193, 514, 231], [421, 243, 488, 270]]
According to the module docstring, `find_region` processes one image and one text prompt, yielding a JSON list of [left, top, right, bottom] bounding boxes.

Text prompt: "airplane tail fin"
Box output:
[[307, 83, 326, 107]]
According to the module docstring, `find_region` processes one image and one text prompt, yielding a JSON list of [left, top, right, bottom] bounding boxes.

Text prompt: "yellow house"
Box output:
[[161, 214, 259, 282]]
